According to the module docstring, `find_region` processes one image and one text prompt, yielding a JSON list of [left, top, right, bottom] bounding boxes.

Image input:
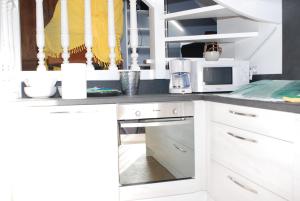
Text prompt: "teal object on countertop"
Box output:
[[87, 87, 121, 97], [229, 80, 300, 100]]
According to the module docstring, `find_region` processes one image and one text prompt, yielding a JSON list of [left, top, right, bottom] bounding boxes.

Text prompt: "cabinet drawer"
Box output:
[[209, 161, 286, 201], [210, 103, 295, 142], [211, 123, 293, 200], [294, 153, 300, 179], [294, 179, 300, 201]]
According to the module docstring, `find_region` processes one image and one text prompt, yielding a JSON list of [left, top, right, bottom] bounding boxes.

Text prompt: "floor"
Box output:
[[119, 155, 175, 186], [119, 133, 175, 186]]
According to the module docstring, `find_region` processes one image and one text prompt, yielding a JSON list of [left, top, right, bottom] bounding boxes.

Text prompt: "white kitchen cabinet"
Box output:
[[293, 116, 300, 201], [132, 191, 207, 201], [12, 104, 119, 201], [294, 179, 300, 201], [208, 102, 295, 201], [209, 161, 286, 201], [210, 102, 295, 142], [211, 122, 293, 199], [0, 102, 16, 201]]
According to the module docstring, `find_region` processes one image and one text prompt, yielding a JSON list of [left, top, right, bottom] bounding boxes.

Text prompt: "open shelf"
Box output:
[[128, 45, 150, 49], [127, 9, 149, 15], [127, 28, 150, 31], [164, 5, 237, 21], [165, 32, 258, 43]]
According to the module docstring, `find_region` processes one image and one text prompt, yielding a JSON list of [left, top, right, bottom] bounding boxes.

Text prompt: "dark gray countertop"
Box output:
[[16, 93, 300, 114]]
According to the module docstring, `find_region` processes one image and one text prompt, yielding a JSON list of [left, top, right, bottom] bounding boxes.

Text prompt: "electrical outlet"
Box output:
[[249, 65, 258, 80]]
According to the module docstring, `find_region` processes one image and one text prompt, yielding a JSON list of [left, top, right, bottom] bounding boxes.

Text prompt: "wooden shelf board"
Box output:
[[165, 32, 258, 43], [164, 5, 237, 21]]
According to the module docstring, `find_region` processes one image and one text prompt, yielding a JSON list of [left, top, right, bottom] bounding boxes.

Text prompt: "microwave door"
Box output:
[[203, 67, 233, 85]]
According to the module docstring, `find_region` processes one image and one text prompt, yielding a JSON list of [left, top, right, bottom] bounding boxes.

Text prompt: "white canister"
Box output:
[[61, 63, 87, 99]]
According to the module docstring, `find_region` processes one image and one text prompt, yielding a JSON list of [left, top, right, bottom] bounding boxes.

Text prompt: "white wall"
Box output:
[[218, 17, 282, 75]]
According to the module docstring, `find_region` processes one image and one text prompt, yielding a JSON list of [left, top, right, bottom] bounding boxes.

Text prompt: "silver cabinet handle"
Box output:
[[227, 132, 258, 143], [120, 118, 192, 128], [50, 110, 99, 114], [173, 144, 187, 153], [228, 176, 258, 194], [229, 110, 257, 118], [50, 111, 70, 114]]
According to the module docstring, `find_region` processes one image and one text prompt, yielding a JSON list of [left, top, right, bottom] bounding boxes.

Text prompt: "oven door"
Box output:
[[118, 117, 194, 187]]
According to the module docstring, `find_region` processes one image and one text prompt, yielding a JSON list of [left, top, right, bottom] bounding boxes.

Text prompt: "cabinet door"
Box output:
[[210, 103, 295, 142], [0, 103, 15, 201], [294, 116, 300, 201], [211, 122, 293, 200], [209, 161, 286, 201], [13, 104, 119, 201]]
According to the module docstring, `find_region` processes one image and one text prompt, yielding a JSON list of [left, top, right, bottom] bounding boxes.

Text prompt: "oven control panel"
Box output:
[[117, 102, 194, 120]]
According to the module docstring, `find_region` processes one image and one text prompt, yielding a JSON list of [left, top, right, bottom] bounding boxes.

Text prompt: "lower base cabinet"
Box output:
[[294, 179, 300, 201], [294, 117, 300, 201], [132, 192, 207, 201], [210, 122, 293, 199], [12, 104, 119, 201], [209, 161, 286, 201]]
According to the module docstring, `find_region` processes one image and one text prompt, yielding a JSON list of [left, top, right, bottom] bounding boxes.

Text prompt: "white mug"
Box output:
[[61, 63, 87, 99]]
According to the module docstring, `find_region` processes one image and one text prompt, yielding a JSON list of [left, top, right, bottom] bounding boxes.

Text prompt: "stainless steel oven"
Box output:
[[117, 102, 194, 186]]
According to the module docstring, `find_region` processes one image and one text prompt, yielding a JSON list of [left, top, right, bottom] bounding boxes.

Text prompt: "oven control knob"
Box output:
[[135, 111, 141, 117], [172, 108, 178, 115]]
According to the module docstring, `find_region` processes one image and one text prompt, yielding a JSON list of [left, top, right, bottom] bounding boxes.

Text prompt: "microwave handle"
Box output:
[[119, 118, 192, 128]]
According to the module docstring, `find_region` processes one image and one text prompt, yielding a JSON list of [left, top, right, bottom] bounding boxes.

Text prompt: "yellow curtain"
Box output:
[[44, 0, 123, 69]]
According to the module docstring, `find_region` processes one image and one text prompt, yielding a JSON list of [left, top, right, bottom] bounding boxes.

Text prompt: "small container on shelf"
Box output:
[[203, 42, 222, 61]]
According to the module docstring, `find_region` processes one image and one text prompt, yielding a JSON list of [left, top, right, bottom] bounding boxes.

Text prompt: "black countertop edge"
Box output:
[[15, 94, 300, 114]]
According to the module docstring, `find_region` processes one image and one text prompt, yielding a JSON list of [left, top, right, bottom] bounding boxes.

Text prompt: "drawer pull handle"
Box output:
[[227, 132, 257, 143], [173, 144, 187, 153], [228, 176, 258, 194], [50, 111, 70, 114], [229, 110, 257, 118]]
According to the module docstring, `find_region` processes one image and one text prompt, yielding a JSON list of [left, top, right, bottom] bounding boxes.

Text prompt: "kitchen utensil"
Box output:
[[119, 70, 140, 96], [24, 86, 57, 98], [24, 72, 57, 88]]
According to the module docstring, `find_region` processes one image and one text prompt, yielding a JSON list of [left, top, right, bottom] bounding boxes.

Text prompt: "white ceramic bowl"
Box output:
[[24, 86, 57, 98], [24, 73, 57, 88], [204, 51, 220, 61]]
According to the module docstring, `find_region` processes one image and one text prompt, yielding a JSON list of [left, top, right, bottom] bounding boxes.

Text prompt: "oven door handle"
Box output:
[[119, 118, 192, 128]]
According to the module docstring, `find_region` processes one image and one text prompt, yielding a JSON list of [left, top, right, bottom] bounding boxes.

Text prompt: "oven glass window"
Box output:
[[118, 117, 195, 186], [203, 67, 233, 85]]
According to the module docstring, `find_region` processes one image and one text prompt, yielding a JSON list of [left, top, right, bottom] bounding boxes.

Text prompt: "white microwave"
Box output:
[[191, 58, 249, 92]]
